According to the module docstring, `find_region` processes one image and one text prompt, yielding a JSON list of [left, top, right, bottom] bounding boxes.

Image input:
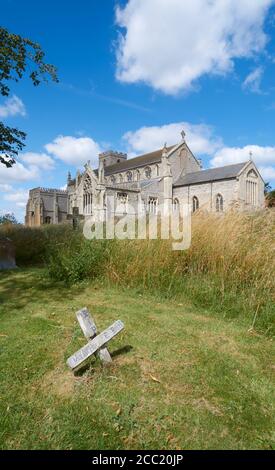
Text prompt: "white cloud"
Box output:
[[0, 183, 13, 192], [242, 67, 264, 93], [45, 135, 102, 166], [123, 122, 222, 156], [0, 95, 26, 118], [20, 152, 55, 170], [258, 166, 275, 180], [211, 145, 275, 167], [0, 161, 39, 184], [210, 145, 275, 181], [115, 0, 274, 94], [3, 189, 29, 207]]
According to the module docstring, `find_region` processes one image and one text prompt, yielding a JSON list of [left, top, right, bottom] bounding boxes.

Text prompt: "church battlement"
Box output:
[[29, 187, 68, 194], [99, 150, 127, 167]]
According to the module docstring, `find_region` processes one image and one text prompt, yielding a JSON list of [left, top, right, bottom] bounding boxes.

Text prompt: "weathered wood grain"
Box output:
[[98, 348, 112, 364], [67, 320, 124, 370], [76, 308, 113, 364], [76, 308, 97, 339]]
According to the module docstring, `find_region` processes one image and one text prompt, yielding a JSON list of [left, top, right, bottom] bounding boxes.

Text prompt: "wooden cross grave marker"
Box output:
[[67, 308, 124, 371]]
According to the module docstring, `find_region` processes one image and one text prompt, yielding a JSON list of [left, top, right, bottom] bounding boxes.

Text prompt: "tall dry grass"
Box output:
[[1, 210, 274, 333], [0, 223, 75, 265], [105, 210, 275, 333]]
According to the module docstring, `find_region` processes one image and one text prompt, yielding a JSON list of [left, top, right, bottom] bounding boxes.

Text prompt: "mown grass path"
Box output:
[[0, 268, 274, 449]]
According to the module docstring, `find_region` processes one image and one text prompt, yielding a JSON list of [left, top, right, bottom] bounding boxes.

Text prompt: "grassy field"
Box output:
[[0, 268, 274, 450]]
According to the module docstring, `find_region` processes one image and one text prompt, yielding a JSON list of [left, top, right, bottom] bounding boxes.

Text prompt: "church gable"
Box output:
[[237, 160, 265, 183], [236, 160, 265, 208], [168, 141, 201, 181]]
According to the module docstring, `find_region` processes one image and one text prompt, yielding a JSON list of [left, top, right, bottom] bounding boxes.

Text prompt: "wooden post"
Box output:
[[67, 320, 124, 371], [76, 308, 112, 364]]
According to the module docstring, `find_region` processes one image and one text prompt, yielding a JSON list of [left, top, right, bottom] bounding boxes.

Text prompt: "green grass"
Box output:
[[0, 268, 274, 450]]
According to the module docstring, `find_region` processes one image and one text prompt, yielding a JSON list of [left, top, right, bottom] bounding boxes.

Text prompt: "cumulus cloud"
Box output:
[[123, 122, 222, 156], [0, 95, 26, 118], [0, 161, 39, 184], [0, 183, 13, 192], [258, 166, 275, 180], [211, 145, 275, 167], [210, 145, 275, 181], [115, 0, 274, 94], [3, 189, 29, 207], [45, 135, 102, 166], [20, 152, 55, 170], [242, 67, 264, 93]]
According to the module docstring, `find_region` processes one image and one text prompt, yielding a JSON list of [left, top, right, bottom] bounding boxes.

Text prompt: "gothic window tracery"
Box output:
[[148, 197, 158, 214], [215, 194, 224, 212], [126, 171, 133, 182], [83, 174, 93, 215], [117, 192, 128, 213], [145, 166, 152, 179], [246, 169, 258, 206]]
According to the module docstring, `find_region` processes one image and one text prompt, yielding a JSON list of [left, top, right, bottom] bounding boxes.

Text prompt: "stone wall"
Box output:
[[25, 188, 68, 226], [173, 179, 239, 212]]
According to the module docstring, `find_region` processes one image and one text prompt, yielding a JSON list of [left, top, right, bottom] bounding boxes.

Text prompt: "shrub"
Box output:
[[46, 238, 109, 285], [0, 224, 75, 265], [2, 210, 274, 333]]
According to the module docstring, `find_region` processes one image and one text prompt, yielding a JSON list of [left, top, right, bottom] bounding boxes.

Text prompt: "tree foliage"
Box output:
[[0, 213, 18, 225], [264, 181, 272, 195], [0, 122, 26, 167], [0, 27, 58, 166]]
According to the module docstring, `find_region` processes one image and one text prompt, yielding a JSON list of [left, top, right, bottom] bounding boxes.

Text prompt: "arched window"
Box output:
[[126, 171, 133, 182], [155, 164, 160, 177], [117, 192, 128, 214], [45, 216, 51, 224], [216, 194, 223, 212], [83, 192, 92, 215], [173, 198, 180, 213], [136, 170, 140, 182], [246, 169, 258, 206], [148, 197, 158, 214], [192, 196, 199, 213], [110, 175, 116, 184], [145, 166, 152, 179], [83, 174, 93, 215]]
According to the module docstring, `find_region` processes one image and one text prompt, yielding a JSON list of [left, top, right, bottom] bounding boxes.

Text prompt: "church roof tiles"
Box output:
[[104, 146, 174, 175], [174, 162, 248, 187]]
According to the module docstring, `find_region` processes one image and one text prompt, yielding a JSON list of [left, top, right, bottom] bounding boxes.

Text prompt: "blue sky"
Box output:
[[1, 0, 275, 221]]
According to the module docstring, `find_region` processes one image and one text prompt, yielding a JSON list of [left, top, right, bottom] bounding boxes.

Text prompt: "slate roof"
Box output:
[[174, 162, 248, 187], [104, 146, 174, 176]]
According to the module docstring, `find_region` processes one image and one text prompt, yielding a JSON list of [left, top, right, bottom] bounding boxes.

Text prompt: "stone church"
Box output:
[[25, 132, 265, 226], [25, 187, 68, 227]]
